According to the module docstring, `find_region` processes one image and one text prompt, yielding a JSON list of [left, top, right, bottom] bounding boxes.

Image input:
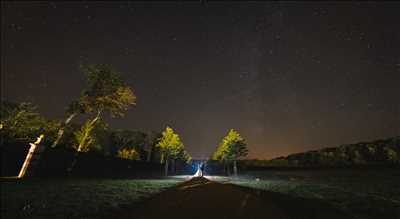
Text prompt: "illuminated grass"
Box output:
[[1, 178, 184, 219], [230, 169, 400, 219]]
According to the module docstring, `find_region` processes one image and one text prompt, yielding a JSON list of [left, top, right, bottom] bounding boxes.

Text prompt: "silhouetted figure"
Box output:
[[194, 162, 205, 177], [199, 162, 205, 177]]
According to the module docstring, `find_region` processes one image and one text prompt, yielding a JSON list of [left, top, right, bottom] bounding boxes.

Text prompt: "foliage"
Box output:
[[110, 129, 148, 160], [181, 150, 192, 163], [0, 101, 19, 119], [116, 148, 140, 160], [73, 119, 97, 152], [78, 64, 136, 117], [212, 129, 248, 161], [385, 147, 399, 163], [0, 101, 59, 144], [146, 131, 163, 162], [247, 136, 400, 167], [156, 127, 187, 161], [89, 120, 111, 154], [71, 119, 111, 153], [72, 64, 136, 153]]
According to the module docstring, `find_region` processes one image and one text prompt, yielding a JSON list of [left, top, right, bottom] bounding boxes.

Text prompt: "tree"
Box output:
[[110, 130, 148, 160], [50, 100, 85, 148], [180, 150, 192, 163], [0, 101, 60, 178], [116, 148, 140, 160], [68, 64, 136, 172], [146, 131, 163, 162], [52, 64, 136, 148], [212, 129, 248, 176], [0, 102, 58, 144], [385, 147, 399, 163], [156, 127, 187, 176]]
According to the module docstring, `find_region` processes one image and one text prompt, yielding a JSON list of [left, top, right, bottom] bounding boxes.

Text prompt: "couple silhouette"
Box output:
[[194, 162, 205, 177]]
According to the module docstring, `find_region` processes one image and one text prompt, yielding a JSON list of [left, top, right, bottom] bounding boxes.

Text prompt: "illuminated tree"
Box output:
[[0, 101, 59, 144], [180, 150, 192, 163], [67, 64, 136, 172], [110, 130, 148, 160], [156, 127, 187, 176], [385, 147, 399, 163], [73, 120, 97, 153], [116, 148, 140, 160], [52, 64, 136, 148], [0, 101, 60, 178], [212, 129, 248, 176], [50, 99, 86, 147]]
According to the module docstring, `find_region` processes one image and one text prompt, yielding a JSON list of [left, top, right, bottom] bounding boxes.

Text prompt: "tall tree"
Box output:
[[68, 64, 136, 172], [145, 131, 164, 163], [51, 99, 87, 148], [146, 131, 162, 162], [212, 129, 248, 176], [156, 127, 187, 176], [53, 64, 136, 148]]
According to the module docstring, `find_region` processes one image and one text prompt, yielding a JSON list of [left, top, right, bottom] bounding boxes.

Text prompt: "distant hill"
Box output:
[[244, 136, 400, 167]]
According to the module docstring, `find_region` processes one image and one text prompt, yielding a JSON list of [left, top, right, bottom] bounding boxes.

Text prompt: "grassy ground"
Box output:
[[1, 177, 184, 219], [228, 169, 400, 219], [2, 170, 399, 219], [117, 176, 352, 219]]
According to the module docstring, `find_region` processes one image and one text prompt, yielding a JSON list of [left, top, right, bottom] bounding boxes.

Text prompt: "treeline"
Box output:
[[243, 137, 400, 168], [0, 64, 191, 177], [0, 100, 176, 176], [0, 91, 162, 164]]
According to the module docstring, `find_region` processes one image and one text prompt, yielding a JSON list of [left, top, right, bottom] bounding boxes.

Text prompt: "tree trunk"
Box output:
[[76, 111, 101, 153], [224, 163, 227, 175], [24, 113, 77, 177], [172, 159, 176, 174], [147, 144, 153, 162], [233, 160, 238, 177], [21, 113, 77, 178], [51, 113, 77, 148], [68, 111, 101, 174], [67, 151, 80, 175], [18, 134, 44, 178], [164, 158, 169, 176]]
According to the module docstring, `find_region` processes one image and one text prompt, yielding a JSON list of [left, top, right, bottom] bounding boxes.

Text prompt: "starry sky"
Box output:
[[2, 2, 399, 159]]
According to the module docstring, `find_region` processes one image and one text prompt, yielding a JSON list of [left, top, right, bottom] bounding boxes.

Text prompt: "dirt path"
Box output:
[[118, 177, 351, 219]]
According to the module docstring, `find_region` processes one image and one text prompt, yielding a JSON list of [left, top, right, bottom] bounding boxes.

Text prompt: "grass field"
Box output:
[[230, 169, 400, 219], [2, 170, 399, 219], [1, 177, 184, 219]]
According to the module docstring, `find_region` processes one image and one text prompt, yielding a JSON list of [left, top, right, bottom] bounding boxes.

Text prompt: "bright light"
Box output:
[[18, 134, 44, 178], [167, 175, 193, 180], [193, 166, 202, 177]]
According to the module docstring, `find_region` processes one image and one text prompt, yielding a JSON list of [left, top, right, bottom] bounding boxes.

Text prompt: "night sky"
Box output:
[[2, 2, 399, 159]]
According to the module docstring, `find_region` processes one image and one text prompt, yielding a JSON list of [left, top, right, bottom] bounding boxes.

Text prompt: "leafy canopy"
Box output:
[[156, 127, 186, 159], [0, 101, 59, 143], [71, 64, 137, 153], [110, 130, 147, 159], [116, 148, 140, 160], [67, 64, 136, 117], [212, 129, 248, 161], [73, 119, 97, 152]]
